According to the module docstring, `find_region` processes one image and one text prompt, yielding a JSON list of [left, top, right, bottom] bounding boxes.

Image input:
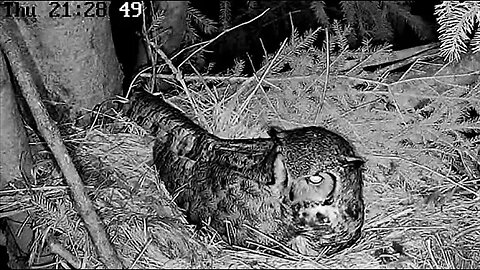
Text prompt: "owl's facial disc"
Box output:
[[271, 151, 338, 206], [289, 172, 338, 228], [290, 172, 336, 204]]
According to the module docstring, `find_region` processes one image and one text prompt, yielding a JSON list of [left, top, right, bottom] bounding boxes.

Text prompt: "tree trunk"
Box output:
[[6, 1, 123, 124], [0, 1, 124, 267]]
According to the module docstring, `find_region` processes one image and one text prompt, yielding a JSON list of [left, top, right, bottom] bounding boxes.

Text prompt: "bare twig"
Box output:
[[149, 42, 212, 130], [365, 208, 415, 228], [125, 66, 152, 99], [242, 224, 325, 267], [386, 83, 407, 126], [0, 19, 124, 268], [335, 75, 390, 87], [245, 53, 280, 119], [238, 38, 288, 116], [139, 72, 325, 84], [337, 71, 480, 87], [315, 27, 330, 122], [49, 238, 82, 269], [362, 91, 480, 103], [129, 238, 153, 269], [0, 185, 94, 195], [367, 154, 480, 198], [141, 1, 156, 92]]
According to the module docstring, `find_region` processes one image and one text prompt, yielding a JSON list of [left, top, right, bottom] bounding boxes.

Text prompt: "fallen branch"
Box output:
[[138, 72, 324, 84]]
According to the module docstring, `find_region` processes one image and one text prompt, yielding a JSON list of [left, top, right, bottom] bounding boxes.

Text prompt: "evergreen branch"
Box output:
[[331, 20, 349, 50], [247, 1, 259, 11], [186, 6, 218, 35], [184, 25, 201, 44], [357, 1, 383, 38], [383, 1, 434, 41], [373, 5, 394, 41], [265, 26, 322, 74], [310, 1, 329, 26], [219, 1, 232, 31], [148, 10, 165, 35], [472, 28, 480, 54], [177, 8, 270, 68], [435, 1, 480, 62], [296, 27, 322, 53], [232, 58, 246, 76], [340, 1, 357, 29], [287, 20, 300, 49], [457, 106, 480, 123]]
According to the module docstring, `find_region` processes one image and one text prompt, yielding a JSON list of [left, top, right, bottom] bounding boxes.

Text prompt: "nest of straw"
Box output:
[[0, 119, 373, 269], [1, 44, 479, 268]]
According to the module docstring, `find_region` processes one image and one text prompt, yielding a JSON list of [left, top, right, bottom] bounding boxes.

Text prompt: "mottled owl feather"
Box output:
[[125, 90, 292, 245], [124, 89, 365, 255]]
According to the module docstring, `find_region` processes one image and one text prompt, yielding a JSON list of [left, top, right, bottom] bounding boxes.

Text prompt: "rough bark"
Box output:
[[9, 1, 123, 124]]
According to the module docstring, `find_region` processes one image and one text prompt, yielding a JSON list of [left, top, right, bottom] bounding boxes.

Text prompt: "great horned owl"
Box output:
[[125, 90, 365, 256], [269, 126, 365, 255]]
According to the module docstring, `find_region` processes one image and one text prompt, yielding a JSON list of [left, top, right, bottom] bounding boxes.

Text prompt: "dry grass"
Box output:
[[160, 47, 480, 268], [1, 46, 479, 269]]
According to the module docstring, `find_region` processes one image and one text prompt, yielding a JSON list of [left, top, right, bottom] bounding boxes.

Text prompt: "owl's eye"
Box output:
[[308, 175, 324, 184], [307, 172, 335, 185]]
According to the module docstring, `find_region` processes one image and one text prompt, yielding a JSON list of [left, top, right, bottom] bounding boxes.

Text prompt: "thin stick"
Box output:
[[238, 38, 288, 116], [245, 53, 280, 119], [139, 72, 325, 84], [49, 238, 82, 269], [337, 71, 480, 87], [386, 83, 407, 126], [0, 19, 124, 268], [242, 223, 324, 267], [364, 226, 447, 232], [129, 238, 153, 269], [243, 240, 296, 259], [315, 27, 330, 122], [365, 208, 415, 228], [361, 90, 480, 102], [0, 185, 95, 195], [141, 1, 156, 92], [125, 66, 152, 99], [149, 42, 206, 124], [367, 154, 480, 197]]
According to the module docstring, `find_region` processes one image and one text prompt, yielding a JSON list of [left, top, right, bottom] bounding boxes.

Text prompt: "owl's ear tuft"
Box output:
[[268, 126, 286, 141], [340, 156, 365, 167]]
